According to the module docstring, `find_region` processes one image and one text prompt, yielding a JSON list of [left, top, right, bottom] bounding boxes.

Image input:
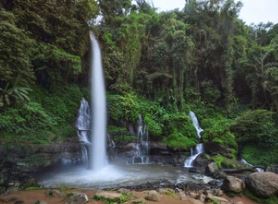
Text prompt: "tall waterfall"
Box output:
[[90, 32, 108, 171], [184, 111, 204, 168], [76, 33, 108, 171]]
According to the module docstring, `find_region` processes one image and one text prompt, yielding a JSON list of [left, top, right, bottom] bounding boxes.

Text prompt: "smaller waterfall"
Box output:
[[132, 115, 149, 164], [184, 144, 204, 168], [189, 111, 203, 139], [240, 159, 264, 172], [76, 98, 91, 163], [184, 111, 204, 168]]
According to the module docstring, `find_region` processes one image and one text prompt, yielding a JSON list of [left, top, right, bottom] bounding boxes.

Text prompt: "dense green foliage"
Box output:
[[0, 0, 277, 166], [0, 85, 85, 144], [231, 109, 278, 146]]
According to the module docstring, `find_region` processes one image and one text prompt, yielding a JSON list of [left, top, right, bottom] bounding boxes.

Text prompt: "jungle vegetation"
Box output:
[[0, 0, 277, 166]]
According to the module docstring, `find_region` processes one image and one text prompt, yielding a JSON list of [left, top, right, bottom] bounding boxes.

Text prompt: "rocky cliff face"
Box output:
[[0, 139, 82, 192]]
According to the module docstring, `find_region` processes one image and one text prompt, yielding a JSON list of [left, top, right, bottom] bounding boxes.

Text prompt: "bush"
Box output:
[[0, 85, 85, 144], [242, 145, 278, 167], [211, 154, 242, 168], [164, 131, 196, 150], [202, 115, 237, 149], [162, 112, 196, 149], [0, 101, 56, 144], [108, 92, 164, 137], [230, 109, 278, 146]]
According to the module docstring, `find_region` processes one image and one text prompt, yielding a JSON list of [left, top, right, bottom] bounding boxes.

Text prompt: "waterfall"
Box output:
[[189, 111, 203, 139], [184, 144, 204, 168], [132, 115, 149, 164], [184, 111, 204, 168], [75, 33, 108, 171], [240, 159, 264, 172], [76, 98, 90, 144], [76, 98, 90, 164], [90, 32, 108, 171]]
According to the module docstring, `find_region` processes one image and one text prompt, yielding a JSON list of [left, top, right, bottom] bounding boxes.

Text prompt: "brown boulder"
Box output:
[[145, 190, 160, 202], [222, 176, 245, 193], [246, 172, 278, 197]]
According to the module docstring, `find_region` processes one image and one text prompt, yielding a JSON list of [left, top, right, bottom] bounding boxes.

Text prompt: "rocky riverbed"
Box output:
[[0, 187, 258, 204]]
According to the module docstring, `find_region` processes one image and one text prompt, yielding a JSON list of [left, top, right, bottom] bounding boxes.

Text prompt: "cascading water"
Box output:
[[132, 115, 149, 164], [240, 158, 264, 172], [39, 33, 217, 189], [76, 33, 108, 170], [90, 32, 108, 171], [76, 98, 91, 163], [76, 98, 90, 144], [184, 144, 204, 168], [184, 111, 204, 168], [189, 111, 203, 139]]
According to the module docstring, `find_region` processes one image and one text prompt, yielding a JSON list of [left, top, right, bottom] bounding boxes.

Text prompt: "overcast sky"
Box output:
[[150, 0, 278, 25]]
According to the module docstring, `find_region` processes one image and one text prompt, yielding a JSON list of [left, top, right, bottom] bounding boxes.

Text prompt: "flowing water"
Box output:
[[90, 32, 108, 170], [184, 143, 204, 168], [132, 115, 149, 164], [76, 99, 90, 163], [39, 35, 216, 188], [189, 111, 203, 139], [75, 33, 108, 170], [39, 163, 205, 188], [184, 112, 204, 168], [240, 159, 264, 172]]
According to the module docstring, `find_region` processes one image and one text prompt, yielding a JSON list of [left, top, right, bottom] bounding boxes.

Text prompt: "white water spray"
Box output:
[[184, 111, 204, 168], [90, 32, 108, 171], [184, 144, 204, 168], [132, 115, 149, 164], [189, 111, 203, 139]]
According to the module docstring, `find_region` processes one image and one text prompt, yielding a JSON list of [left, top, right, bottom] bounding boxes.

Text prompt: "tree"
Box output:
[[0, 11, 33, 107]]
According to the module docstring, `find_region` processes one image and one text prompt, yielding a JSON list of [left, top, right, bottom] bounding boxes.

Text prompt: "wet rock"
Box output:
[[266, 165, 278, 174], [66, 192, 88, 204], [222, 176, 245, 193], [246, 172, 278, 197], [0, 142, 82, 189], [188, 191, 199, 199], [117, 188, 130, 194], [211, 189, 224, 196], [45, 189, 63, 197], [206, 162, 226, 179], [195, 155, 210, 170], [149, 142, 168, 153], [207, 194, 229, 204], [144, 190, 160, 202], [204, 142, 233, 158], [206, 162, 218, 175], [131, 198, 145, 204], [158, 188, 175, 195], [121, 143, 137, 152], [197, 193, 206, 203], [95, 191, 122, 200], [176, 188, 187, 200]]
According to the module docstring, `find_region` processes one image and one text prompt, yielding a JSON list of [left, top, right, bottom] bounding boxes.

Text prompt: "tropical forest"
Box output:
[[0, 0, 277, 204]]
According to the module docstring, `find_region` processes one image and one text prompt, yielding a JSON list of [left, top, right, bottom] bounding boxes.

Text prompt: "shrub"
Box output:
[[242, 145, 278, 166], [164, 131, 196, 150], [202, 115, 237, 149], [230, 109, 278, 146], [0, 85, 85, 144]]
